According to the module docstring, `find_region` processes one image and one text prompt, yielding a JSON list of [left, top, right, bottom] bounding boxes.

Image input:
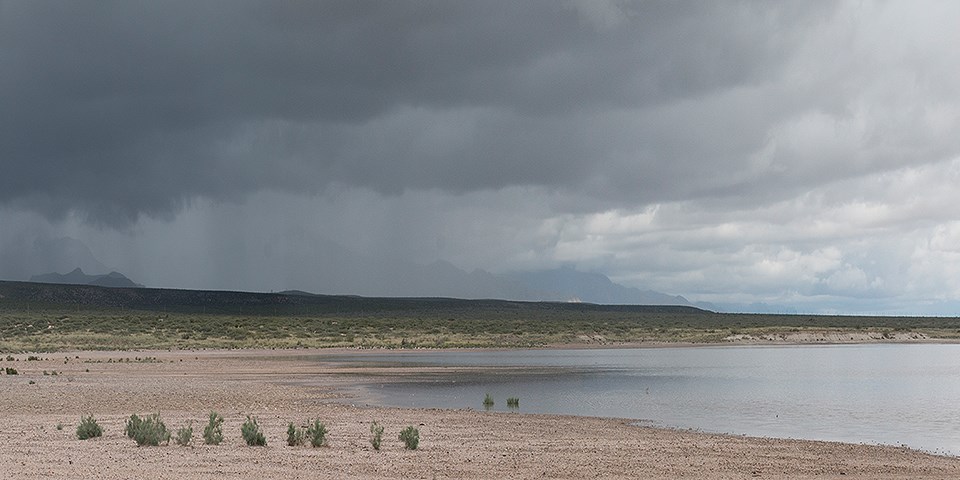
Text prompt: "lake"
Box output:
[[315, 344, 960, 455]]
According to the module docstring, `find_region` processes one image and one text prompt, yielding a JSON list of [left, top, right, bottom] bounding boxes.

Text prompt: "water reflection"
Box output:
[[314, 344, 960, 456]]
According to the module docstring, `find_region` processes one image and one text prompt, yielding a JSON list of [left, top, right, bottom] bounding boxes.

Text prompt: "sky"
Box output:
[[3, 1, 960, 315]]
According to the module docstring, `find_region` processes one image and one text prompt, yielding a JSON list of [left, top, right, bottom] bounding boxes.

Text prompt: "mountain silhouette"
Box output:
[[30, 268, 142, 288]]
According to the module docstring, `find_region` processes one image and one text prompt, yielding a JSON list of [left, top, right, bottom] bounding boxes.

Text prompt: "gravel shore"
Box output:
[[1, 349, 957, 479]]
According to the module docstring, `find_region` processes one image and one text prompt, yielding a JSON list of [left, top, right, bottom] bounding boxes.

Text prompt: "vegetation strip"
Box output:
[[0, 280, 954, 352]]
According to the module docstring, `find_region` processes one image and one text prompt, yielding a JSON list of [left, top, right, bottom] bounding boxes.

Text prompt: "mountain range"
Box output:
[[30, 268, 142, 288], [14, 235, 710, 309]]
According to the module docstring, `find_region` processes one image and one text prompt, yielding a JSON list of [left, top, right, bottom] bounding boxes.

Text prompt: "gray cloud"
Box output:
[[5, 1, 960, 314], [1, 0, 836, 224]]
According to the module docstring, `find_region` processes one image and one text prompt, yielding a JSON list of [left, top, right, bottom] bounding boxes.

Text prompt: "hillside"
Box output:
[[0, 280, 955, 352], [0, 280, 707, 317]]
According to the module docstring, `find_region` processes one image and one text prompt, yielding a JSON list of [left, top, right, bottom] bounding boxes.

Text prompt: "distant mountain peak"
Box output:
[[30, 268, 142, 288]]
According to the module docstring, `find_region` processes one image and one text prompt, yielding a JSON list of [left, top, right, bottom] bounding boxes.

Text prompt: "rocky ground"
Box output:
[[1, 349, 957, 479]]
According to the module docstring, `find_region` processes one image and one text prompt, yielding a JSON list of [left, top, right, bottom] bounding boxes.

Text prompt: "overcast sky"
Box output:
[[3, 1, 960, 314]]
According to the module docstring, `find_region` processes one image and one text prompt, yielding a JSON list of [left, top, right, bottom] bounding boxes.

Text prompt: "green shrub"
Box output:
[[241, 416, 266, 446], [203, 411, 224, 445], [286, 422, 304, 446], [125, 414, 142, 438], [483, 393, 494, 409], [506, 397, 520, 408], [175, 423, 193, 446], [306, 419, 327, 447], [370, 421, 384, 451], [399, 425, 419, 450], [76, 415, 103, 440], [125, 413, 171, 446]]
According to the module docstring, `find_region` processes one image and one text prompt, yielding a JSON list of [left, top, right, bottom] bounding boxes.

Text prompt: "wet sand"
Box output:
[[1, 348, 957, 479]]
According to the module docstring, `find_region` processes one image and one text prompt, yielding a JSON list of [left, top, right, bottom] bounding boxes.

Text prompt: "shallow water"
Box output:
[[315, 344, 960, 455]]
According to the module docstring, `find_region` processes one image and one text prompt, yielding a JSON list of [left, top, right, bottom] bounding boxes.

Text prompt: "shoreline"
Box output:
[[2, 348, 959, 479], [32, 332, 958, 357]]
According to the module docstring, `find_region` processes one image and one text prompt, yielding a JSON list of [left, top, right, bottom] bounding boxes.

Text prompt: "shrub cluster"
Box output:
[[286, 419, 327, 447], [175, 423, 193, 447], [76, 415, 103, 440], [306, 419, 327, 447], [399, 425, 419, 450], [125, 413, 171, 446], [370, 421, 384, 451], [241, 415, 266, 446], [287, 422, 305, 446], [203, 411, 224, 445], [68, 411, 423, 451]]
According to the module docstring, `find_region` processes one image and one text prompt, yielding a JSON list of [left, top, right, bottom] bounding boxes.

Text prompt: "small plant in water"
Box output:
[[370, 421, 384, 451], [506, 397, 520, 408], [399, 425, 419, 450], [482, 393, 494, 409], [76, 415, 103, 440], [203, 411, 224, 445], [306, 419, 327, 447], [241, 415, 266, 446]]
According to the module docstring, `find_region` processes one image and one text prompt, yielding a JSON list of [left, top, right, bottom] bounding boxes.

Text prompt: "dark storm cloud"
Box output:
[[0, 0, 831, 224]]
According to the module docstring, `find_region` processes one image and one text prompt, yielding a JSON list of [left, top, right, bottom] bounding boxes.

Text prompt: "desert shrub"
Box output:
[[175, 423, 193, 446], [483, 393, 494, 409], [4, 367, 17, 375], [286, 422, 304, 446], [56, 422, 64, 431], [506, 397, 520, 408], [76, 415, 103, 440], [370, 421, 384, 451], [399, 425, 419, 450], [27, 355, 40, 361], [125, 414, 142, 438], [306, 419, 327, 447], [241, 416, 266, 446], [125, 413, 170, 446], [203, 411, 224, 445]]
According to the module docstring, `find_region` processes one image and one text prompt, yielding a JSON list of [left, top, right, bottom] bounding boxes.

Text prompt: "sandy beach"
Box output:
[[1, 348, 958, 479]]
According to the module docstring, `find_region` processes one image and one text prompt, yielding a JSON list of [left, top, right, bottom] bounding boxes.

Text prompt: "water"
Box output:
[[315, 344, 960, 455]]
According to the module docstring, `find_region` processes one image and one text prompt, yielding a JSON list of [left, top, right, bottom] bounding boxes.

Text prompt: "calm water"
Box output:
[[317, 344, 960, 455]]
